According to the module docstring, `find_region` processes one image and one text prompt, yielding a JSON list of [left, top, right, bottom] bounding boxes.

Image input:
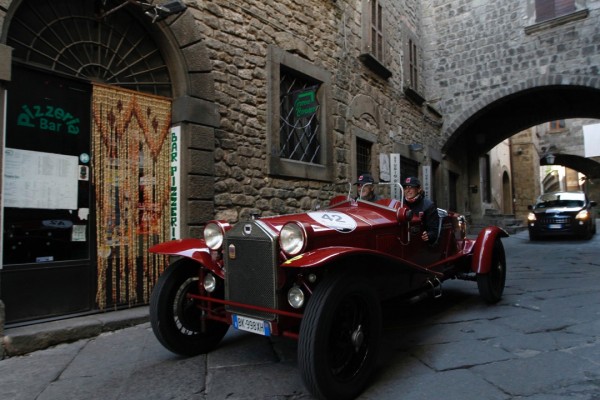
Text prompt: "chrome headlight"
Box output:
[[527, 212, 536, 222], [287, 285, 305, 309], [203, 273, 217, 293], [279, 222, 307, 256], [204, 222, 225, 250], [576, 210, 590, 220]]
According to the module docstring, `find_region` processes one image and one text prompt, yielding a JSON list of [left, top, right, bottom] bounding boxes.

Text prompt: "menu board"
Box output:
[[3, 148, 79, 210]]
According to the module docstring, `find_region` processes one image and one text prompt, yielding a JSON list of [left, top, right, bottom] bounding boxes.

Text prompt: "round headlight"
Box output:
[[204, 222, 224, 250], [287, 286, 305, 309], [527, 212, 536, 222], [203, 273, 217, 293], [279, 222, 306, 256]]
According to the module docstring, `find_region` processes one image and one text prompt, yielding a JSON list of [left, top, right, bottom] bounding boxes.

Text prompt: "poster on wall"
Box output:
[[3, 148, 79, 210]]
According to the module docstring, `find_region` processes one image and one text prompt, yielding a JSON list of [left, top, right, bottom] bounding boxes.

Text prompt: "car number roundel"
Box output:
[[307, 211, 357, 233]]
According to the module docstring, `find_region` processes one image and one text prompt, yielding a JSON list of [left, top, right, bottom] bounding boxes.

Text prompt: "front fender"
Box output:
[[282, 246, 442, 277], [471, 226, 509, 274], [150, 238, 223, 278]]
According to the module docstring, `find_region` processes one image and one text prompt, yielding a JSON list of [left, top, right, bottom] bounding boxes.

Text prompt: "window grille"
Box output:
[[6, 0, 171, 97], [356, 138, 372, 177], [279, 67, 321, 163]]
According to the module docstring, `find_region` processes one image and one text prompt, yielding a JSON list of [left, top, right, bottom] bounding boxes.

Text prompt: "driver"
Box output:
[[403, 176, 439, 243], [356, 173, 380, 202]]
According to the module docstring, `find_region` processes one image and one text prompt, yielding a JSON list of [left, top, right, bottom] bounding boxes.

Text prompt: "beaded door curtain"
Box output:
[[92, 84, 171, 310]]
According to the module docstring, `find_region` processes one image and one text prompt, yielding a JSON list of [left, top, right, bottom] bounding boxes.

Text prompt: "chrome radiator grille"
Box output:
[[224, 221, 278, 320]]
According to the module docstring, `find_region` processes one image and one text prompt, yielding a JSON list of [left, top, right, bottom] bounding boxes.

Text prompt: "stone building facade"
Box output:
[[198, 0, 444, 229]]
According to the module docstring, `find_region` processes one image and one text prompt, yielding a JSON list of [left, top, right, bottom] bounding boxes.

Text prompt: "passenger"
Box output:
[[403, 176, 440, 243], [356, 173, 380, 202]]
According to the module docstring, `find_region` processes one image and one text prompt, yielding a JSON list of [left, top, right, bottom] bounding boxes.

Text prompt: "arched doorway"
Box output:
[[1, 0, 190, 324]]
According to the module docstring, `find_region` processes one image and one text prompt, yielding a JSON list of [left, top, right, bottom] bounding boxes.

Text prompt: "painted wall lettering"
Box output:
[[170, 127, 181, 240]]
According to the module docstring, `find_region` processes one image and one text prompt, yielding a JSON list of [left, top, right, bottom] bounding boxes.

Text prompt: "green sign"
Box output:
[[294, 89, 318, 119], [17, 104, 81, 134]]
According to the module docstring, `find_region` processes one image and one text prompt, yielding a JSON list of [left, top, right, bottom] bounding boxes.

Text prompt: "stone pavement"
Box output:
[[1, 306, 149, 358], [1, 229, 600, 399]]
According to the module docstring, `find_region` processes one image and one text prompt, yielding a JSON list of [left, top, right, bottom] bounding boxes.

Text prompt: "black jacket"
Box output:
[[405, 195, 440, 243]]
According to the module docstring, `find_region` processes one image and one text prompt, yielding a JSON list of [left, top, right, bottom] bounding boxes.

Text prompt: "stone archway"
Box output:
[[442, 79, 600, 158]]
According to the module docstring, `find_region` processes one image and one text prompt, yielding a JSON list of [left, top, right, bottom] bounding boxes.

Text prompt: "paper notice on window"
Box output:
[[3, 148, 79, 210]]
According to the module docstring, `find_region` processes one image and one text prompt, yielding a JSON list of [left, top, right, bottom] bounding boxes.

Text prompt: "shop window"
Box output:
[[3, 67, 92, 265], [400, 156, 419, 180], [268, 46, 333, 181]]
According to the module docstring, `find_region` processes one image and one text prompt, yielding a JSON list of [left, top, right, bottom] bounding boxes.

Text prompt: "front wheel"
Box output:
[[150, 259, 229, 356], [476, 239, 506, 304], [298, 275, 382, 400]]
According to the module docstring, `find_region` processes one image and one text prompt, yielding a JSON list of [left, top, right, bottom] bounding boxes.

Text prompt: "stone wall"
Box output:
[[187, 0, 442, 223], [422, 0, 600, 138], [510, 128, 542, 222]]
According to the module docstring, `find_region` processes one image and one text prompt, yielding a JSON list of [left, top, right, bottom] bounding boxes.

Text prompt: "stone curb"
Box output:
[[1, 306, 149, 358]]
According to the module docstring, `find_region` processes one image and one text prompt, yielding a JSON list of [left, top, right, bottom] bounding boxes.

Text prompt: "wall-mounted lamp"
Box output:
[[545, 153, 556, 164], [99, 0, 186, 23], [409, 143, 424, 152], [145, 0, 187, 22], [516, 147, 523, 155]]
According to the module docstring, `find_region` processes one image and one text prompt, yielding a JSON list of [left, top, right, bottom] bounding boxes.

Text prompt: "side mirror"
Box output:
[[590, 201, 597, 207], [527, 205, 534, 210], [396, 207, 413, 223]]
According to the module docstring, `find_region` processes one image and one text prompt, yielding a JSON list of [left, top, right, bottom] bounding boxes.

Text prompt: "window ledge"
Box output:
[[525, 9, 589, 35], [358, 53, 392, 80], [403, 86, 425, 106]]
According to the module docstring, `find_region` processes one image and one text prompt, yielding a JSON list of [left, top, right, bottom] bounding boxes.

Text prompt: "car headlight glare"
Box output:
[[279, 222, 306, 256], [204, 222, 224, 250], [203, 273, 217, 293], [576, 210, 590, 220], [527, 212, 536, 222], [287, 286, 305, 309]]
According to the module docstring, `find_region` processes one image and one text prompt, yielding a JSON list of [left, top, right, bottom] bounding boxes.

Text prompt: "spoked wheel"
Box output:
[[298, 275, 381, 400], [477, 239, 506, 304], [150, 259, 228, 356]]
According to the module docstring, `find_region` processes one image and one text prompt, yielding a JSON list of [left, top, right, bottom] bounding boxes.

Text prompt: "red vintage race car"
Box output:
[[149, 183, 508, 400]]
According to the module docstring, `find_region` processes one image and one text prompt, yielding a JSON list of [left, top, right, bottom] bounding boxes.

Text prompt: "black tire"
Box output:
[[477, 239, 506, 304], [150, 259, 229, 356], [298, 275, 381, 400]]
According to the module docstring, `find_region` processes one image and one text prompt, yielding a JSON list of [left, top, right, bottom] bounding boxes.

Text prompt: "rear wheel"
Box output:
[[150, 259, 228, 356], [477, 239, 506, 304], [298, 275, 381, 400]]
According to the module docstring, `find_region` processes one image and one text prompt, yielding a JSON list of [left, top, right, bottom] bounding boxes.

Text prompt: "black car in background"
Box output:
[[527, 191, 597, 240]]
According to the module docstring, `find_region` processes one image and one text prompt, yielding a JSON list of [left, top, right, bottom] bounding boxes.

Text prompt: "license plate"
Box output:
[[548, 224, 562, 229], [232, 314, 271, 336]]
